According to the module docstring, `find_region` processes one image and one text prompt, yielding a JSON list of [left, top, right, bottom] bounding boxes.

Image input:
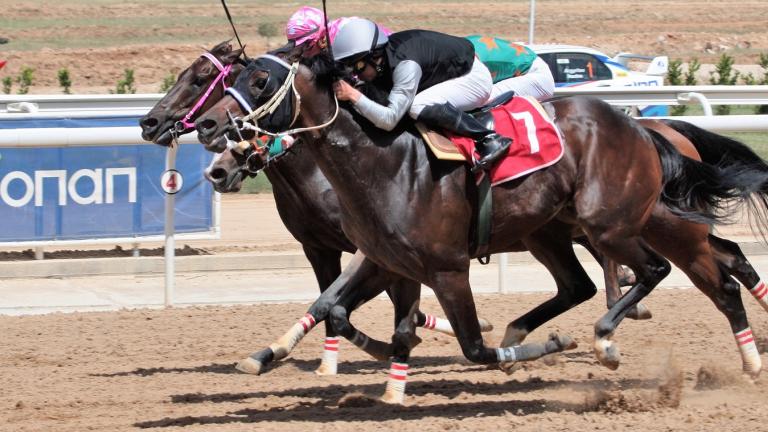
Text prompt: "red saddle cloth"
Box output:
[[450, 96, 564, 185]]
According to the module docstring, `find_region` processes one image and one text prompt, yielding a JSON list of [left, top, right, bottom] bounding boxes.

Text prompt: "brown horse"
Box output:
[[195, 54, 768, 402], [141, 42, 639, 378]]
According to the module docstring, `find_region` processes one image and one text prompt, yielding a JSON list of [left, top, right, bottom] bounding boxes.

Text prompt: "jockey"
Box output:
[[466, 35, 554, 101], [284, 6, 327, 57], [331, 18, 511, 171], [284, 7, 392, 57]]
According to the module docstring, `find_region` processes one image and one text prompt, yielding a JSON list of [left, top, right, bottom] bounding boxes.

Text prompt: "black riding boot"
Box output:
[[417, 102, 511, 171]]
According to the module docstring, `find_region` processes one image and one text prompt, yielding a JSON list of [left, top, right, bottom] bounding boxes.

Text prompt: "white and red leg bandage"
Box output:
[[749, 280, 768, 312], [421, 314, 455, 336], [271, 313, 316, 359], [735, 327, 762, 377], [318, 336, 340, 375], [382, 362, 408, 404]]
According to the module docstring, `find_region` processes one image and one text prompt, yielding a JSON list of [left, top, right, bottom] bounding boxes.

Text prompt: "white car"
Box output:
[[530, 44, 669, 116]]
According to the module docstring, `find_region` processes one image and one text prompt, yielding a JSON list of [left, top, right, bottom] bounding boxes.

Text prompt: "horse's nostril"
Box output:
[[197, 119, 217, 135], [209, 168, 227, 181], [140, 116, 159, 129]]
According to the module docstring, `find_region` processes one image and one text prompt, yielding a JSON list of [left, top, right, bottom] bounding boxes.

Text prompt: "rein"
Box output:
[[174, 52, 233, 133]]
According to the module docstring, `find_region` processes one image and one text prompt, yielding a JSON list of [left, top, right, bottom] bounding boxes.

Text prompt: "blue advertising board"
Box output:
[[0, 116, 213, 242]]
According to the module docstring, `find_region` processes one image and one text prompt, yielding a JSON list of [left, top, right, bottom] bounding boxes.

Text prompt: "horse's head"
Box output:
[[195, 54, 303, 153], [139, 40, 245, 146], [203, 146, 257, 193]]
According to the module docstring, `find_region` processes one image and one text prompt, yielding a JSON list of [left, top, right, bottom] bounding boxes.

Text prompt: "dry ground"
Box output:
[[2, 289, 768, 431], [1, 1, 767, 94]]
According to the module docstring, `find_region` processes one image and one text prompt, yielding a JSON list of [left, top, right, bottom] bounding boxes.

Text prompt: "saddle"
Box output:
[[415, 92, 515, 161]]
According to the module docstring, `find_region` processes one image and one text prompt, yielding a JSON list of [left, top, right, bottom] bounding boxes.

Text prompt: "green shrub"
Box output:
[[57, 68, 72, 94], [16, 67, 34, 94], [709, 54, 739, 115], [2, 76, 11, 94], [669, 58, 700, 116], [159, 73, 176, 93], [111, 69, 136, 94]]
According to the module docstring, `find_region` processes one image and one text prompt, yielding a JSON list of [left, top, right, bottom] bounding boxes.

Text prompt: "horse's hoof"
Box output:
[[380, 391, 405, 405], [235, 357, 263, 375], [314, 362, 338, 376], [478, 318, 494, 332], [618, 266, 637, 287], [594, 338, 621, 370], [625, 304, 652, 320], [499, 361, 522, 375], [550, 332, 578, 351]]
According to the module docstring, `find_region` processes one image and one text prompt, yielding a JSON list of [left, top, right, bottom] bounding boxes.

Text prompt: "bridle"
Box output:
[[173, 52, 234, 134], [225, 54, 340, 139]]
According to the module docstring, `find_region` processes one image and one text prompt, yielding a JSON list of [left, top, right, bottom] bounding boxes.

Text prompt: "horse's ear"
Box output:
[[210, 39, 234, 55], [267, 41, 304, 64], [222, 44, 246, 65]]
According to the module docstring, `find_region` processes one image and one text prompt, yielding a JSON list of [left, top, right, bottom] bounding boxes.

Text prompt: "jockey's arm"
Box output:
[[352, 60, 422, 131]]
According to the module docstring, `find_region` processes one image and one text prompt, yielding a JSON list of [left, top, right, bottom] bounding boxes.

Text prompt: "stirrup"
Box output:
[[471, 136, 512, 173]]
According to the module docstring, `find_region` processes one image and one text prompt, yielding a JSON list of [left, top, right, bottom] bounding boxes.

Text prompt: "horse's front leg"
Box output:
[[381, 281, 422, 404], [236, 251, 367, 375], [301, 246, 344, 376]]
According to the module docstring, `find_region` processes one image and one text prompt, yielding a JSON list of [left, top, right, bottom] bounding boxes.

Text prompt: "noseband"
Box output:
[[174, 52, 234, 133]]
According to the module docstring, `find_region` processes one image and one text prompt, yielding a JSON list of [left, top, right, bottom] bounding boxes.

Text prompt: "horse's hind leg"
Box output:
[[709, 234, 768, 312], [574, 236, 649, 320], [501, 222, 595, 347], [647, 221, 761, 377], [588, 233, 671, 370]]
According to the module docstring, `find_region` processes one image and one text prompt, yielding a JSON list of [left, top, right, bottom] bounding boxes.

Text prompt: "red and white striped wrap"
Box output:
[[749, 280, 768, 312], [735, 327, 762, 376], [317, 336, 340, 375], [271, 313, 317, 359], [383, 362, 409, 404], [421, 314, 455, 336], [299, 313, 317, 333]]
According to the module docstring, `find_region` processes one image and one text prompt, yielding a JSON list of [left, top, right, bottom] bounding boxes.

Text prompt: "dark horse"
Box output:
[[139, 41, 498, 376], [195, 53, 768, 401]]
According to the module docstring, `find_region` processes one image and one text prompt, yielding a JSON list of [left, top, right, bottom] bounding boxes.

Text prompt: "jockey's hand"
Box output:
[[334, 80, 362, 103]]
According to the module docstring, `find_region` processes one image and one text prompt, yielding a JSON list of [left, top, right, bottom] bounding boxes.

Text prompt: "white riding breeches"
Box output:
[[490, 57, 555, 101], [408, 57, 493, 118]]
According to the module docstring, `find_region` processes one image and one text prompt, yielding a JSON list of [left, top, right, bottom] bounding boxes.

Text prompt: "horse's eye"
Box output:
[[253, 77, 268, 90], [193, 76, 207, 87]]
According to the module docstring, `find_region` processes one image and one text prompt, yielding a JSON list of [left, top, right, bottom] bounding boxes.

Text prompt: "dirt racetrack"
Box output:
[[3, 288, 768, 431]]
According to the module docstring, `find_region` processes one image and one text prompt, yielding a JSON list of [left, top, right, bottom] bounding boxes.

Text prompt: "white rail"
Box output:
[[2, 86, 768, 114]]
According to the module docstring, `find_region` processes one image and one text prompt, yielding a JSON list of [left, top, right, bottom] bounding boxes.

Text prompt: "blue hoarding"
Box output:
[[0, 116, 213, 242]]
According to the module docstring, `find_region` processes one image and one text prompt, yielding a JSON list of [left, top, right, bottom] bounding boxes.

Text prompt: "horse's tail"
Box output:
[[661, 119, 768, 236], [662, 119, 768, 176], [648, 128, 768, 228]]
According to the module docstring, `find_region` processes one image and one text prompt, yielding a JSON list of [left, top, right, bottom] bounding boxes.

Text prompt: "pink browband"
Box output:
[[176, 52, 233, 132]]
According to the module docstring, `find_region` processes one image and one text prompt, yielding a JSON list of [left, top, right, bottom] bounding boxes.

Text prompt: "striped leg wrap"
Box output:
[[319, 337, 340, 375], [735, 327, 762, 376], [496, 346, 518, 363], [749, 281, 768, 312], [383, 362, 408, 404], [421, 314, 455, 336], [271, 313, 317, 359]]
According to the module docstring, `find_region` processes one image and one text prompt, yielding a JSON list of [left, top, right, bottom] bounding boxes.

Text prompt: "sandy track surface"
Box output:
[[2, 289, 768, 431]]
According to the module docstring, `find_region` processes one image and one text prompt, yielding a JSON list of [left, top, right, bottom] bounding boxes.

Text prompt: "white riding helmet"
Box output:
[[331, 18, 389, 62]]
